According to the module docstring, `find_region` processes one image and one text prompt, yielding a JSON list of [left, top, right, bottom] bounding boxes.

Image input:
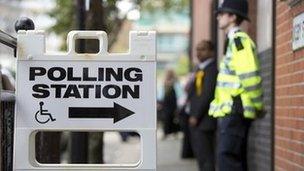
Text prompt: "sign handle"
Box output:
[[67, 31, 108, 55]]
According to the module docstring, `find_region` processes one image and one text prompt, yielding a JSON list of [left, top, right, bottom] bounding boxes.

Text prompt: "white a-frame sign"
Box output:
[[14, 30, 156, 171]]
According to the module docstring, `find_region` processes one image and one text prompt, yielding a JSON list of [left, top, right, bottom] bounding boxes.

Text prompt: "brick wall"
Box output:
[[191, 0, 213, 64], [275, 1, 304, 170], [248, 49, 273, 171], [247, 0, 257, 42], [246, 1, 273, 170]]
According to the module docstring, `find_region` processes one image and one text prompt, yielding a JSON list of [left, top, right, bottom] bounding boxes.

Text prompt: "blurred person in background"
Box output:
[[188, 40, 218, 171], [158, 69, 179, 139], [178, 73, 194, 159], [210, 0, 264, 170]]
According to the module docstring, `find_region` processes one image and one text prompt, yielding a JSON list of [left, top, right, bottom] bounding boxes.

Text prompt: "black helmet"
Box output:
[[216, 0, 249, 21]]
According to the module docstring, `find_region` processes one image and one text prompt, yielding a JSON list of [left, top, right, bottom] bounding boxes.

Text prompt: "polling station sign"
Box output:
[[18, 63, 155, 127], [14, 31, 156, 171]]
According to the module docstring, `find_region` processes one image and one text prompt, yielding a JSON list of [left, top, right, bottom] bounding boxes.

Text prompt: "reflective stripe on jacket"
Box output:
[[209, 31, 263, 119]]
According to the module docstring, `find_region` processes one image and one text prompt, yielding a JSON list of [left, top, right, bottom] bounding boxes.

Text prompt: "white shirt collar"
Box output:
[[198, 58, 214, 70], [228, 26, 241, 39]]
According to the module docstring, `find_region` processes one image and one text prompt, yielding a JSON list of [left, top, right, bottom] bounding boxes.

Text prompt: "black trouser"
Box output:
[[179, 112, 194, 158], [218, 96, 252, 171], [190, 127, 215, 171]]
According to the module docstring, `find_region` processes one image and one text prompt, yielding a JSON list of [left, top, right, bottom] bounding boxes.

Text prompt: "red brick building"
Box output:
[[275, 1, 304, 170], [191, 0, 304, 170]]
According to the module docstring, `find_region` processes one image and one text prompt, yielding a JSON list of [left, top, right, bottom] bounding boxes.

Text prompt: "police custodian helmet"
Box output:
[[216, 0, 250, 21]]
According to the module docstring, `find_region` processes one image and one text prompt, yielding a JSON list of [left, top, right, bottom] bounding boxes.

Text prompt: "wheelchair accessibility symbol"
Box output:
[[35, 102, 56, 124]]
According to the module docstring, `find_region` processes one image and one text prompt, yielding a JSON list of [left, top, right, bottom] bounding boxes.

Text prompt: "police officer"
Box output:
[[209, 0, 263, 171]]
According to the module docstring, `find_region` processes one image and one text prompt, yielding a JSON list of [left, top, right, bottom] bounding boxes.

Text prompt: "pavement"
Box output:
[[156, 134, 198, 171], [103, 130, 198, 171]]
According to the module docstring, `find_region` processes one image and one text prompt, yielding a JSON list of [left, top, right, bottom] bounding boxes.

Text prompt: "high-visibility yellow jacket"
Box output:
[[208, 31, 263, 119]]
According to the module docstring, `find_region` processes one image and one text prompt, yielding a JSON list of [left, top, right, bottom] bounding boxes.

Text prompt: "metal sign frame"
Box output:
[[13, 30, 156, 171]]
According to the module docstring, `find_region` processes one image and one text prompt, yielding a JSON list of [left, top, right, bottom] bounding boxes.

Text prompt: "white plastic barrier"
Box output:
[[13, 30, 156, 171]]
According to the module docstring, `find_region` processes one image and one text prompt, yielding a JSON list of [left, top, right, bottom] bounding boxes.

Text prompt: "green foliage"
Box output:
[[48, 0, 121, 50], [49, 0, 75, 35], [48, 0, 189, 50], [48, 0, 75, 50]]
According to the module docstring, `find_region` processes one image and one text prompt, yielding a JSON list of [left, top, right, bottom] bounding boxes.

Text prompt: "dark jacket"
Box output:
[[189, 60, 218, 131], [162, 85, 178, 134]]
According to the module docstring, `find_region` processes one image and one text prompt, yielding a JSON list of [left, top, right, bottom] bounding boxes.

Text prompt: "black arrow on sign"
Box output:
[[68, 102, 135, 123]]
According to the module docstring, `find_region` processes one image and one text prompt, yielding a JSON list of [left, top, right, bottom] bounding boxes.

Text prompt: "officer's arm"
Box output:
[[232, 37, 263, 110]]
